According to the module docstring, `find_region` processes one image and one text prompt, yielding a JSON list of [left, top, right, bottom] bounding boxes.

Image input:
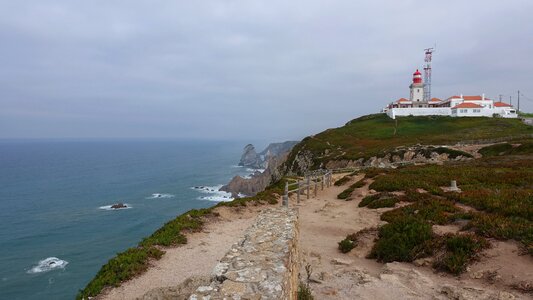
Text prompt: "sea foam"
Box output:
[[147, 193, 175, 199], [27, 257, 68, 274], [99, 203, 132, 210], [191, 185, 234, 202]]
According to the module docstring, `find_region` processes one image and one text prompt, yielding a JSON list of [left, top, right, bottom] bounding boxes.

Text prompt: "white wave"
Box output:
[[246, 168, 265, 173], [99, 203, 131, 210], [191, 185, 224, 193], [230, 165, 244, 168], [147, 193, 174, 199], [237, 193, 248, 198], [27, 257, 68, 274], [192, 185, 234, 202]]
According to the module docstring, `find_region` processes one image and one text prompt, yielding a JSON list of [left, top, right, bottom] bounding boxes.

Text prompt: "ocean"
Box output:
[[0, 139, 262, 300]]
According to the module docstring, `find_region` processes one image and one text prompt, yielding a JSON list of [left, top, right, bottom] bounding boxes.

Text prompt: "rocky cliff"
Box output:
[[238, 141, 298, 169], [223, 141, 298, 197]]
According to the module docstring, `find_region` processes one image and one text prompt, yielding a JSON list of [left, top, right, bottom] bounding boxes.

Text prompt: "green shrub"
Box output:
[[337, 179, 366, 200], [367, 197, 398, 209], [359, 192, 398, 208], [381, 198, 458, 225], [433, 234, 489, 275], [359, 194, 381, 207], [334, 175, 351, 186], [479, 143, 513, 157], [298, 282, 314, 300], [338, 238, 356, 253], [369, 216, 433, 262]]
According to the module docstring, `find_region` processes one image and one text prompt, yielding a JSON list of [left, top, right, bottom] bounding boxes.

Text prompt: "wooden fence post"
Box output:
[[314, 178, 318, 198], [306, 176, 310, 200], [321, 175, 324, 190], [283, 181, 289, 207], [297, 179, 300, 203]]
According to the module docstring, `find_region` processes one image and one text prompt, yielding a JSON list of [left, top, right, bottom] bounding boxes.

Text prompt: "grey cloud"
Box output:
[[1, 0, 532, 140]]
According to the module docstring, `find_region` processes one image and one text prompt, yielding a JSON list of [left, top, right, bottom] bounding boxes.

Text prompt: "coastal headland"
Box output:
[[79, 114, 533, 300]]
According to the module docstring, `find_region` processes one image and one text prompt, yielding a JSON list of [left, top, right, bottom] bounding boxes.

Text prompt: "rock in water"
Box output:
[[238, 144, 262, 169], [111, 203, 127, 209]]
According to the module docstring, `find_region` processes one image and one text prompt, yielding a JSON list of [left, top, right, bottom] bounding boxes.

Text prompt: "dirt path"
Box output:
[[296, 173, 533, 300], [98, 206, 261, 300]]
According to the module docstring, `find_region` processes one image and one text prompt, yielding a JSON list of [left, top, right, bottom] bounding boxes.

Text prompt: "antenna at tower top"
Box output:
[[423, 47, 435, 102]]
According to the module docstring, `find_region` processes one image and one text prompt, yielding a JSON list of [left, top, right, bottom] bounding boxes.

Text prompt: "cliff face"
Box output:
[[238, 141, 298, 169], [222, 141, 298, 197], [238, 144, 262, 169]]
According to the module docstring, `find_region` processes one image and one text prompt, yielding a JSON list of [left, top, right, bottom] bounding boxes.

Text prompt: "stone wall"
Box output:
[[189, 207, 299, 300]]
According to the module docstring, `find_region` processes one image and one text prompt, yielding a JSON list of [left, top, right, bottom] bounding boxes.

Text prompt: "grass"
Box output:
[[337, 178, 366, 200], [284, 114, 532, 173], [78, 179, 287, 299], [518, 111, 533, 118]]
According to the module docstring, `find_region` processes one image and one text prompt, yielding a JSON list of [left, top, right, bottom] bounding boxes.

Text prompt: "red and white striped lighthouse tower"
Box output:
[[409, 69, 425, 106]]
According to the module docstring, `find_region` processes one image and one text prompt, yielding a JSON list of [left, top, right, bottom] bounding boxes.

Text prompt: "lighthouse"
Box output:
[[409, 69, 426, 107]]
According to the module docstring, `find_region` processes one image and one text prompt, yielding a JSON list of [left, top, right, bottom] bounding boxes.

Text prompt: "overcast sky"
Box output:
[[1, 0, 532, 141]]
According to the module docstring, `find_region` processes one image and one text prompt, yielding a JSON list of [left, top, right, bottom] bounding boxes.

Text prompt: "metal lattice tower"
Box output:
[[423, 48, 435, 101]]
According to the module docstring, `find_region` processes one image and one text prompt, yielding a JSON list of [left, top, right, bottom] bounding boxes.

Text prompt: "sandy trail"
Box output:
[[98, 206, 260, 300]]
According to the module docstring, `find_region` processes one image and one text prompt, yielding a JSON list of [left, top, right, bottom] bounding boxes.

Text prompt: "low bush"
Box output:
[[338, 238, 356, 253], [369, 216, 433, 262], [334, 175, 351, 186], [479, 143, 513, 157], [337, 179, 366, 200], [433, 234, 489, 275], [381, 198, 458, 225], [359, 192, 398, 208], [367, 197, 398, 208], [364, 168, 384, 178], [298, 282, 314, 300]]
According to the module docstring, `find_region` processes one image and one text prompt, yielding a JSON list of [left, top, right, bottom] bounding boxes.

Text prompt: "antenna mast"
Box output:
[[423, 47, 435, 101]]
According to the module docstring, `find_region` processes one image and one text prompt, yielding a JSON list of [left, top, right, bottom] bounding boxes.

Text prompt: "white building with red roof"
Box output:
[[384, 69, 518, 119]]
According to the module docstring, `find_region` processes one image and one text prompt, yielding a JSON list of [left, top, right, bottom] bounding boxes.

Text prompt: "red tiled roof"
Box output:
[[452, 103, 483, 109], [494, 102, 512, 107], [447, 95, 461, 100], [463, 95, 483, 100], [396, 98, 410, 103], [429, 98, 441, 102]]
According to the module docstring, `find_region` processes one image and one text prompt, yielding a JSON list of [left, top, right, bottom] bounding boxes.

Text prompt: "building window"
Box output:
[[473, 109, 481, 113], [460, 109, 468, 113]]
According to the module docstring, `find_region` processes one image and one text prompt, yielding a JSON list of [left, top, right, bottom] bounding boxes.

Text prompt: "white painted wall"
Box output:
[[387, 107, 451, 119]]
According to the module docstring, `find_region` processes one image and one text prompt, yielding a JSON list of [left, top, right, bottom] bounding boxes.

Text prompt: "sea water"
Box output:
[[0, 139, 263, 300]]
